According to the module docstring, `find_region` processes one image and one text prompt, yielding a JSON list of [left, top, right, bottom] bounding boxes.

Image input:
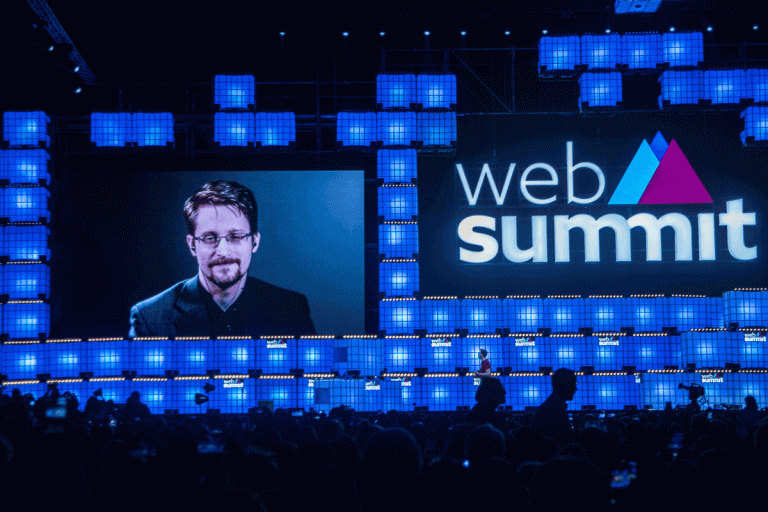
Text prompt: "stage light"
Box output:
[[91, 113, 132, 147], [704, 70, 746, 105], [662, 32, 703, 67], [754, 25, 759, 31], [3, 112, 51, 148], [418, 112, 457, 145], [380, 32, 385, 36], [505, 31, 511, 36], [342, 32, 349, 37], [542, 29, 548, 35], [706, 26, 713, 32], [133, 113, 174, 146], [214, 75, 254, 110], [214, 112, 255, 146], [605, 29, 611, 34], [417, 75, 456, 109], [579, 72, 622, 108], [376, 74, 416, 109], [659, 70, 703, 108], [378, 112, 417, 146], [581, 34, 621, 69], [0, 150, 50, 184], [424, 31, 430, 36], [461, 31, 467, 36], [336, 112, 376, 146], [255, 112, 295, 146], [669, 27, 676, 32], [621, 32, 662, 69], [538, 36, 580, 72], [741, 106, 768, 145], [747, 69, 768, 103], [280, 32, 285, 36]]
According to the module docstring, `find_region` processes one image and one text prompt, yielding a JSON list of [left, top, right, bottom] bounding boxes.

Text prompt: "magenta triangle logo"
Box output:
[[609, 132, 713, 204]]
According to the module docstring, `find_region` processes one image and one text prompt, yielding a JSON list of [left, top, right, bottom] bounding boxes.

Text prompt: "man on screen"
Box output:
[[129, 180, 316, 337]]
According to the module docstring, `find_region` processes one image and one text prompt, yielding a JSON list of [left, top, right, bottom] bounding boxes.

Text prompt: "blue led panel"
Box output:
[[741, 106, 768, 144], [0, 150, 50, 184], [380, 299, 419, 334], [416, 75, 457, 109], [379, 379, 406, 411], [628, 296, 665, 331], [540, 335, 589, 369], [3, 262, 49, 298], [659, 70, 703, 107], [538, 36, 580, 72], [620, 33, 662, 69], [3, 225, 50, 260], [211, 378, 255, 413], [132, 339, 172, 375], [629, 334, 676, 370], [256, 378, 296, 410], [379, 222, 418, 258], [133, 113, 174, 146], [377, 74, 417, 108], [662, 32, 703, 67], [297, 337, 333, 373], [746, 69, 768, 103], [579, 72, 622, 108], [90, 113, 132, 147], [130, 380, 168, 414], [586, 297, 630, 332], [581, 34, 621, 69], [172, 339, 213, 375], [505, 297, 544, 332], [704, 70, 746, 104], [505, 335, 542, 372], [681, 331, 735, 368], [667, 296, 723, 331], [378, 185, 417, 220], [214, 112, 255, 146], [45, 341, 83, 378], [379, 261, 418, 297], [638, 372, 697, 409], [299, 377, 327, 412], [214, 75, 255, 109], [723, 290, 768, 328], [583, 375, 641, 409], [734, 373, 768, 408], [214, 338, 255, 374], [377, 149, 417, 183], [255, 112, 295, 146], [4, 301, 49, 339], [461, 298, 502, 334], [421, 335, 460, 372], [587, 334, 631, 371], [736, 330, 768, 367], [420, 298, 461, 334], [85, 379, 130, 405], [169, 379, 210, 413], [333, 337, 383, 376], [501, 375, 552, 411], [336, 112, 377, 146], [2, 341, 43, 379], [2, 187, 50, 222], [420, 376, 473, 411], [698, 372, 736, 408], [384, 336, 420, 372], [545, 297, 588, 332], [332, 379, 367, 410], [417, 112, 457, 146], [3, 112, 50, 147], [460, 336, 504, 370], [363, 377, 386, 411], [255, 337, 296, 374], [377, 112, 417, 147], [87, 339, 130, 376]]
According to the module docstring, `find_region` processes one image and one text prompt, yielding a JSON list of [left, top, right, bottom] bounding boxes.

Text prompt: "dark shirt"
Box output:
[[532, 393, 574, 448], [201, 284, 251, 337]]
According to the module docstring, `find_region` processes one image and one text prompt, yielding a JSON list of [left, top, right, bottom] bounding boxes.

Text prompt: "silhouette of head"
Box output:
[[745, 395, 758, 410], [551, 368, 577, 401]]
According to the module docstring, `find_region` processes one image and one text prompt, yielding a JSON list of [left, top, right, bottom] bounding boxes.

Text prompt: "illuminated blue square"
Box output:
[[735, 331, 768, 368], [741, 106, 768, 144], [630, 334, 676, 369], [214, 339, 254, 374], [90, 113, 132, 147], [4, 302, 49, 339], [172, 339, 213, 375], [132, 339, 172, 375], [461, 298, 501, 334], [170, 379, 211, 413], [628, 296, 665, 331], [377, 149, 417, 183], [681, 331, 734, 368], [586, 297, 630, 332], [46, 341, 83, 378], [421, 377, 472, 411], [384, 336, 420, 372], [420, 298, 460, 333], [662, 32, 703, 67], [87, 339, 130, 376], [214, 112, 255, 146], [377, 112, 417, 146], [130, 381, 168, 414], [331, 379, 366, 410], [333, 337, 383, 376], [667, 296, 722, 331], [297, 337, 333, 373], [379, 222, 418, 259], [704, 70, 746, 104], [538, 36, 580, 71], [659, 70, 703, 107], [379, 261, 418, 297], [421, 335, 459, 372], [620, 33, 662, 69], [377, 74, 417, 108], [581, 34, 621, 69], [579, 72, 622, 107], [255, 112, 295, 146], [460, 336, 503, 370], [3, 112, 50, 147], [3, 342, 43, 379], [211, 379, 255, 413], [501, 375, 551, 411], [504, 297, 544, 333], [0, 150, 50, 184], [336, 112, 377, 146], [723, 290, 768, 327], [378, 379, 405, 411], [734, 374, 768, 409], [255, 337, 296, 374], [214, 75, 255, 110], [416, 75, 457, 109], [582, 375, 641, 409], [256, 379, 296, 410], [541, 335, 588, 369], [2, 187, 50, 222], [587, 334, 630, 371], [417, 112, 456, 146], [380, 299, 419, 334], [747, 69, 768, 103], [544, 298, 587, 332], [3, 262, 49, 298], [2, 225, 50, 261], [641, 372, 700, 409], [299, 377, 327, 412], [504, 335, 542, 372], [133, 113, 174, 146], [378, 185, 417, 220]]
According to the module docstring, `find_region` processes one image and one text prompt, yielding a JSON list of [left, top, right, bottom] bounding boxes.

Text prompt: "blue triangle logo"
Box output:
[[608, 139, 660, 204]]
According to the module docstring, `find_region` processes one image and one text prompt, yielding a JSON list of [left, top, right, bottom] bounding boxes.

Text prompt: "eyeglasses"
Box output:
[[193, 233, 252, 248]]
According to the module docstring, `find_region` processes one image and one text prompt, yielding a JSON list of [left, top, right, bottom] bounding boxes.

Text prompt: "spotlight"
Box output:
[[706, 26, 713, 32], [605, 29, 611, 34], [460, 31, 467, 36], [754, 25, 759, 31], [669, 26, 676, 32], [542, 29, 549, 35], [279, 31, 285, 36], [424, 31, 431, 36], [342, 31, 349, 37], [505, 31, 511, 35], [380, 32, 386, 36]]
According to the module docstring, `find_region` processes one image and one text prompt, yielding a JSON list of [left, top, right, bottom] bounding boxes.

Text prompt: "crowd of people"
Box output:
[[1, 374, 767, 511]]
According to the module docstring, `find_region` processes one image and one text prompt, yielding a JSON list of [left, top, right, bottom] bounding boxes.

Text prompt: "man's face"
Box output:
[[186, 204, 260, 290]]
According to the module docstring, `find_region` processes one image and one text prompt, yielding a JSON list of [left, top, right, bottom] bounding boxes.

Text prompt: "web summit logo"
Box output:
[[455, 135, 757, 264]]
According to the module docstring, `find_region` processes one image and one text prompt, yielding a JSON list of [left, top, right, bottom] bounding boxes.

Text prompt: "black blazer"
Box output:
[[129, 275, 316, 337]]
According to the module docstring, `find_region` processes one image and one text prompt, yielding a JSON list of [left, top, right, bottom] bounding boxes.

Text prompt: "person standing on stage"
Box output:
[[474, 349, 491, 377]]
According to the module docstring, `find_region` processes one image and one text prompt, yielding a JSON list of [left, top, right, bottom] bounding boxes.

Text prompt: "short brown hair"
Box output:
[[183, 181, 258, 235]]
